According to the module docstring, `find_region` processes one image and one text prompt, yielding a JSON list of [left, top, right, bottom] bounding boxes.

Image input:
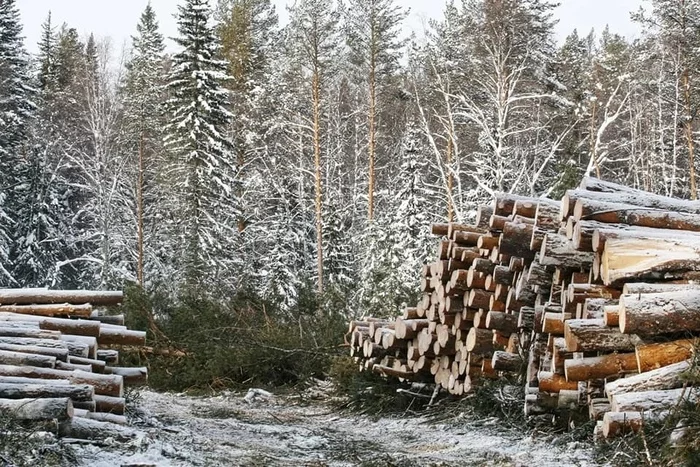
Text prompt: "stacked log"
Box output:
[[0, 289, 146, 438], [349, 177, 700, 440]]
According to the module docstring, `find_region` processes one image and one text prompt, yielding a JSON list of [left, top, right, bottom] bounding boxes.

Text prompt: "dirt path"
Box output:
[[70, 388, 600, 467]]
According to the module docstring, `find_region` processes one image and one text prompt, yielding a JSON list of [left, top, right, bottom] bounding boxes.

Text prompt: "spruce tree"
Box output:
[[123, 3, 166, 287], [164, 0, 237, 289], [0, 0, 35, 285]]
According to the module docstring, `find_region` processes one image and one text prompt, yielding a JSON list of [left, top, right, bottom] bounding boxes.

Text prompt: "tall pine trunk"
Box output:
[[368, 21, 377, 221], [137, 133, 145, 286], [313, 67, 324, 294]]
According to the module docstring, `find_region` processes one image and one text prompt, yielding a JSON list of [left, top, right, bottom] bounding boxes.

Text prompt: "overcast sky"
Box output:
[[16, 0, 644, 54]]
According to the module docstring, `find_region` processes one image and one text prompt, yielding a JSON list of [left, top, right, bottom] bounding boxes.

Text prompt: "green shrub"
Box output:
[[121, 282, 347, 392]]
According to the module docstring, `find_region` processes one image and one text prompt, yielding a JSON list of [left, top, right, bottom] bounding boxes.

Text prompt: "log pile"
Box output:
[[348, 177, 700, 440], [0, 288, 147, 440]]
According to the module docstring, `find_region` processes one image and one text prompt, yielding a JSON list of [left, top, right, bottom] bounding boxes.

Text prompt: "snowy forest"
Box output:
[[0, 0, 697, 316]]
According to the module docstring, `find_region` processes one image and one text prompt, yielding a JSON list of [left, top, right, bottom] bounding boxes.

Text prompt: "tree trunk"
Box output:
[[592, 224, 700, 254], [564, 319, 642, 352], [313, 66, 324, 294], [491, 351, 523, 372], [0, 304, 93, 318], [619, 290, 700, 335], [0, 337, 88, 358], [635, 339, 695, 373], [540, 233, 594, 269], [564, 187, 700, 215], [602, 411, 648, 438], [605, 360, 690, 399], [0, 382, 94, 401], [611, 387, 695, 413], [0, 365, 123, 397], [601, 237, 700, 285], [97, 327, 146, 346], [0, 289, 123, 306], [537, 371, 578, 393], [564, 352, 638, 381], [0, 397, 73, 421], [58, 416, 136, 440], [93, 394, 125, 415], [137, 132, 145, 286], [0, 343, 69, 361], [0, 349, 56, 368]]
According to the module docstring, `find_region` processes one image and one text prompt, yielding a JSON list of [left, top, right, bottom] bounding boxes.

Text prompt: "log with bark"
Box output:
[[619, 290, 700, 335], [564, 352, 638, 382], [635, 340, 695, 373], [0, 303, 93, 317], [0, 289, 123, 306], [564, 319, 642, 352], [58, 416, 137, 441], [605, 360, 690, 399], [0, 365, 123, 397], [611, 388, 696, 413], [600, 237, 700, 285], [0, 397, 73, 421], [0, 382, 94, 401]]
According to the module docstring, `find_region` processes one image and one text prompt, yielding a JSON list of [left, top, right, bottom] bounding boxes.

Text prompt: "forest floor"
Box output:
[[66, 383, 601, 467]]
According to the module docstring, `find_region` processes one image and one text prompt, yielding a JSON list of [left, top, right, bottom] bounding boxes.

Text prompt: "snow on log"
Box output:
[[573, 199, 700, 233], [0, 343, 69, 361], [622, 282, 700, 295], [0, 397, 73, 421], [0, 313, 102, 337], [619, 290, 700, 335], [566, 185, 700, 215], [592, 225, 700, 254], [605, 360, 690, 399], [0, 382, 94, 401], [0, 289, 123, 306], [0, 349, 56, 368], [564, 319, 642, 352], [0, 365, 123, 397], [611, 388, 696, 413]]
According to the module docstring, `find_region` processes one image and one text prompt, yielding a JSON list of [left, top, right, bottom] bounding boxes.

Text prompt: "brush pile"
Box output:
[[348, 177, 700, 439]]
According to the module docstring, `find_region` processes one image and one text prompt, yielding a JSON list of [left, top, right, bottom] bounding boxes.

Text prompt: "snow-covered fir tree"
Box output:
[[0, 0, 35, 285], [164, 0, 238, 291]]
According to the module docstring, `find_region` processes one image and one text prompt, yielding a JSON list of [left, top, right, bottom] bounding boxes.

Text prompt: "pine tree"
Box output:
[[287, 0, 340, 294], [164, 0, 237, 290], [346, 0, 408, 220], [122, 3, 166, 287]]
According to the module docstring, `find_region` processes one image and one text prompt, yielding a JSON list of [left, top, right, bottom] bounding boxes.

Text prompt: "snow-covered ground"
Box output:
[[68, 386, 601, 467]]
